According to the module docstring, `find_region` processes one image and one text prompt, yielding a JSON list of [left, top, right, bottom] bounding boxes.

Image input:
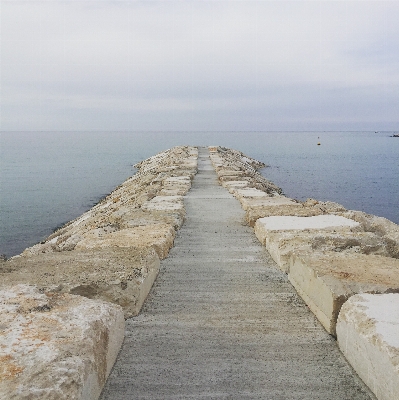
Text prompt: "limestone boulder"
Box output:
[[245, 198, 347, 227], [266, 230, 389, 273], [141, 195, 185, 213], [289, 251, 399, 335], [159, 176, 192, 196], [254, 215, 360, 247], [210, 147, 282, 196], [178, 160, 198, 171], [111, 208, 184, 231], [308, 200, 347, 214], [0, 284, 124, 400], [339, 210, 399, 259], [163, 176, 191, 186], [18, 146, 196, 258], [234, 188, 270, 201], [337, 293, 399, 400], [1, 247, 160, 318], [246, 203, 324, 227], [242, 196, 299, 214], [216, 169, 244, 178], [75, 224, 175, 259], [221, 180, 249, 193]]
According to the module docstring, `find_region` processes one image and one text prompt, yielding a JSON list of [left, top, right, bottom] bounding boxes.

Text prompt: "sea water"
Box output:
[[1, 131, 398, 258]]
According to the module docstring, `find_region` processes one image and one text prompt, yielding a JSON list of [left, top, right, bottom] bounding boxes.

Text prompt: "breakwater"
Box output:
[[210, 146, 399, 400], [0, 146, 198, 399], [1, 146, 398, 400]]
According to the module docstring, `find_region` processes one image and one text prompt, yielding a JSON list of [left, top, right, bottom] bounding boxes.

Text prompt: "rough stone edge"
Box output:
[[0, 285, 125, 400], [133, 258, 160, 316], [1, 146, 199, 400], [288, 252, 349, 335], [209, 145, 399, 397], [337, 294, 399, 400]]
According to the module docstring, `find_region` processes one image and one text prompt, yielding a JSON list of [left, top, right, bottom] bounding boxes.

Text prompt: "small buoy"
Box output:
[[317, 142, 321, 145]]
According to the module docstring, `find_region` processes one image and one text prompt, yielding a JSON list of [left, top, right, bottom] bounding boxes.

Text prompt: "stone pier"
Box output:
[[3, 146, 399, 399], [100, 148, 374, 399]]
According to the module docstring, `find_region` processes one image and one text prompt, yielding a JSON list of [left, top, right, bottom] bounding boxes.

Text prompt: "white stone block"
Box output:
[[141, 195, 184, 212], [235, 188, 269, 198], [258, 215, 359, 233], [3, 247, 161, 318], [163, 176, 191, 186], [0, 284, 124, 400], [337, 293, 399, 400], [240, 196, 295, 212], [265, 230, 388, 273], [75, 224, 175, 259], [216, 170, 244, 178], [289, 252, 399, 335], [222, 180, 249, 189], [255, 215, 359, 248]]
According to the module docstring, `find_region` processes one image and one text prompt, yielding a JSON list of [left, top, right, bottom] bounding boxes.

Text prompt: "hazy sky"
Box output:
[[1, 1, 398, 131]]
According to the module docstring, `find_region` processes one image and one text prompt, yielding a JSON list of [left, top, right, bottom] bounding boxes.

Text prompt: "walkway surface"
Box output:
[[101, 148, 374, 400]]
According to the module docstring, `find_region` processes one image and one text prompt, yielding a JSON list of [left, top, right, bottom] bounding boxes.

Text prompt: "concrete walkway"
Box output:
[[101, 148, 374, 400]]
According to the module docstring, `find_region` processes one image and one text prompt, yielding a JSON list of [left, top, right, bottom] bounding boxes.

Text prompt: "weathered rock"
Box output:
[[239, 195, 296, 211], [233, 188, 270, 204], [215, 169, 244, 178], [159, 176, 192, 196], [112, 208, 184, 231], [0, 147, 201, 398], [244, 198, 347, 227], [75, 224, 175, 259], [0, 284, 124, 400], [163, 176, 192, 186], [2, 247, 160, 318], [4, 146, 199, 321], [308, 199, 347, 214], [254, 215, 360, 247], [337, 293, 399, 400], [289, 251, 399, 335], [221, 180, 249, 193], [209, 146, 399, 396], [246, 204, 325, 227], [338, 210, 399, 258], [266, 230, 389, 273], [216, 147, 266, 170], [141, 195, 185, 213], [18, 146, 197, 257], [209, 146, 282, 196]]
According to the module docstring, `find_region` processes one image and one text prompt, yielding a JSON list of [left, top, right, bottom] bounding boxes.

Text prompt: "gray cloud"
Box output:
[[1, 0, 398, 131]]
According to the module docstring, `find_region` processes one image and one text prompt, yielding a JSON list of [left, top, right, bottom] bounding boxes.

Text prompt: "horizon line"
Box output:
[[1, 130, 396, 134]]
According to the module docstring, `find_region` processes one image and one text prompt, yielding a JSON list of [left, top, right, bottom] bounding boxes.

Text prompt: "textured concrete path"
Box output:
[[101, 148, 374, 399]]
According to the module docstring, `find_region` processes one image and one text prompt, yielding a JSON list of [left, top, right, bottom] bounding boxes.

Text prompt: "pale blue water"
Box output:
[[1, 131, 398, 258]]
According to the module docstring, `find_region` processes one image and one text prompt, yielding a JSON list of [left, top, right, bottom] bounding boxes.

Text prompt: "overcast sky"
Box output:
[[1, 1, 398, 131]]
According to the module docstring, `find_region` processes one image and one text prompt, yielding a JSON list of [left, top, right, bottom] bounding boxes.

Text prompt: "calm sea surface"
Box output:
[[1, 131, 398, 258]]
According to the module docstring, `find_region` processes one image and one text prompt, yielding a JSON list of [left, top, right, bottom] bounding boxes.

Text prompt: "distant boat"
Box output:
[[393, 134, 399, 138]]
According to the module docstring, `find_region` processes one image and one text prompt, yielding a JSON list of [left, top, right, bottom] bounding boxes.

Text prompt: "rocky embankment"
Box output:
[[0, 146, 198, 399], [209, 146, 399, 400], [2, 145, 398, 400]]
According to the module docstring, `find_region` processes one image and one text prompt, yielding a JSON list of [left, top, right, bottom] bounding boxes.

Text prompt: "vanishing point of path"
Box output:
[[101, 148, 374, 400]]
